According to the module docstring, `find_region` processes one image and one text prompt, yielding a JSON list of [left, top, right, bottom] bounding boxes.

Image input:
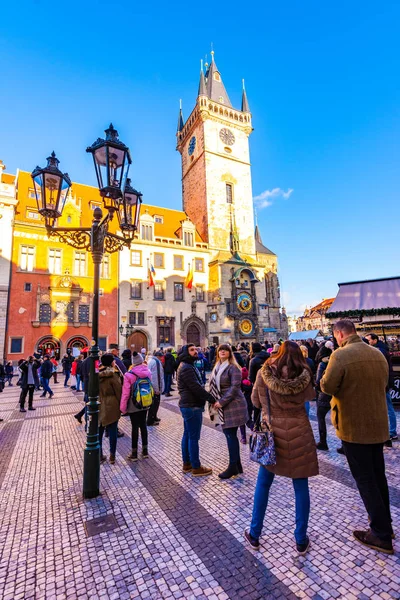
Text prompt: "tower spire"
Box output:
[[198, 59, 207, 96], [229, 205, 241, 257], [176, 99, 184, 133], [204, 51, 232, 107], [241, 79, 250, 112]]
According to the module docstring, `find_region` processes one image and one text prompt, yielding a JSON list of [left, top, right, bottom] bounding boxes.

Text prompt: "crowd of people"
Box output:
[[0, 323, 397, 556]]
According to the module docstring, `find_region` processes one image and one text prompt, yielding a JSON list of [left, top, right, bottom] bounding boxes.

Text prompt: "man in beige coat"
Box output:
[[321, 319, 393, 554]]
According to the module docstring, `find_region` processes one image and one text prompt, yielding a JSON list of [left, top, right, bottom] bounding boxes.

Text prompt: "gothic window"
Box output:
[[78, 305, 89, 323], [226, 184, 233, 204], [128, 311, 145, 325], [39, 303, 51, 323]]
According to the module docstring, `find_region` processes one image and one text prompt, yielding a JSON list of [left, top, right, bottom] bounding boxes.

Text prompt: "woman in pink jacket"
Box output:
[[120, 352, 152, 461]]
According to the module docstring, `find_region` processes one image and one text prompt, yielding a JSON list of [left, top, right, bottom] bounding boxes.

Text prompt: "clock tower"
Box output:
[[176, 53, 255, 256], [176, 53, 288, 344]]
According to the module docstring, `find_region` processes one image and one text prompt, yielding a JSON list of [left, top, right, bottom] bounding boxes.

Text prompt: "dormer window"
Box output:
[[141, 224, 153, 241], [184, 231, 194, 247], [214, 72, 221, 81]]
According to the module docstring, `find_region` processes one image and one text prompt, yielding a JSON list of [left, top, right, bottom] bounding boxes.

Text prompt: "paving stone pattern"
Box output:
[[0, 384, 399, 599]]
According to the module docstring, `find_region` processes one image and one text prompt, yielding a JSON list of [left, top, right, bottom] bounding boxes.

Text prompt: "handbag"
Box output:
[[249, 387, 276, 466]]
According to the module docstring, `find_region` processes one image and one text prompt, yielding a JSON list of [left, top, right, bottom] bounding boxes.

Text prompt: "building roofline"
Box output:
[[338, 276, 400, 286]]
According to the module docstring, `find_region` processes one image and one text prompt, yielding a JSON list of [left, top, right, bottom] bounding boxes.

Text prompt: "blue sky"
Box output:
[[1, 1, 399, 314]]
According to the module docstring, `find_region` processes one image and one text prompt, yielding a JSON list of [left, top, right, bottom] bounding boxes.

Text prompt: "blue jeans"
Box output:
[[64, 369, 71, 386], [41, 377, 53, 396], [76, 374, 81, 391], [164, 373, 173, 394], [305, 401, 310, 416], [386, 392, 397, 437], [250, 466, 310, 544], [180, 407, 203, 469], [99, 421, 118, 455], [223, 426, 240, 465]]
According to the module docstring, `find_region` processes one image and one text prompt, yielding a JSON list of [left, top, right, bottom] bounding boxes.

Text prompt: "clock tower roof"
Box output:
[[241, 80, 250, 113], [204, 51, 232, 108], [176, 99, 184, 133]]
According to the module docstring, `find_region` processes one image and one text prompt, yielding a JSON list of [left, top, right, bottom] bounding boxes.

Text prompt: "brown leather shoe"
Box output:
[[182, 462, 192, 473], [109, 454, 115, 464], [353, 529, 393, 554], [192, 466, 212, 477]]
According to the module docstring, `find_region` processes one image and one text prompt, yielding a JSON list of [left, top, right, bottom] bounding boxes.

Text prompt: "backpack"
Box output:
[[131, 376, 154, 409]]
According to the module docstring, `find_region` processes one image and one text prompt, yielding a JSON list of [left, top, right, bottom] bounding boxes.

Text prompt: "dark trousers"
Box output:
[[164, 373, 172, 394], [64, 369, 71, 386], [52, 372, 58, 383], [223, 426, 240, 465], [20, 385, 35, 408], [130, 410, 148, 450], [317, 403, 331, 445], [99, 421, 118, 455], [147, 393, 160, 424], [342, 441, 392, 541]]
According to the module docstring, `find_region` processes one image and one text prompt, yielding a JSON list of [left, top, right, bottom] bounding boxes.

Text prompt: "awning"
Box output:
[[288, 330, 322, 341], [263, 328, 277, 332], [329, 277, 400, 313]]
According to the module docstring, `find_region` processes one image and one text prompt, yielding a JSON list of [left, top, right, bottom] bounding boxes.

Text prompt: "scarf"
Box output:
[[209, 361, 230, 425]]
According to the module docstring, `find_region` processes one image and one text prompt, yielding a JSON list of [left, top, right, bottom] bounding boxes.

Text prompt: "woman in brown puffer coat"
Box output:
[[245, 341, 318, 556]]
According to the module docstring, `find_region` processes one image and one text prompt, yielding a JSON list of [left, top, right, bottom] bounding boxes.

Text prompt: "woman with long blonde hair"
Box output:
[[209, 344, 249, 479]]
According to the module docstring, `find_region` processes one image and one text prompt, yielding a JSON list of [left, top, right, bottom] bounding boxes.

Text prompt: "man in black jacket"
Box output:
[[39, 355, 54, 398], [248, 343, 269, 384], [19, 356, 41, 412], [177, 344, 214, 477]]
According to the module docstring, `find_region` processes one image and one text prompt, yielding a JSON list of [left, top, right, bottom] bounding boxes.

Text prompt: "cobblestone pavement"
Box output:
[[0, 383, 399, 600]]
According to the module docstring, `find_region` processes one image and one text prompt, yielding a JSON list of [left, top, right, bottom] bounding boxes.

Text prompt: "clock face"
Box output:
[[188, 136, 196, 156], [219, 128, 235, 146], [237, 292, 252, 313], [239, 319, 254, 336]]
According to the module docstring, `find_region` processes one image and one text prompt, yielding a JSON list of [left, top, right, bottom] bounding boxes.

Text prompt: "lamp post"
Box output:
[[31, 124, 142, 499]]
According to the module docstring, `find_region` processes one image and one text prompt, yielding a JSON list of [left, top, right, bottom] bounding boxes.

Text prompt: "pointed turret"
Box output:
[[204, 51, 232, 107], [241, 79, 250, 112], [254, 225, 276, 256], [176, 99, 184, 133], [198, 60, 207, 96]]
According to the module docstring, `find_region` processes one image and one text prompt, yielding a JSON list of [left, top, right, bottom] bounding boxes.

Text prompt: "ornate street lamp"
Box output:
[[119, 323, 135, 339], [117, 178, 142, 241], [31, 125, 142, 499], [86, 123, 132, 207], [31, 152, 72, 225]]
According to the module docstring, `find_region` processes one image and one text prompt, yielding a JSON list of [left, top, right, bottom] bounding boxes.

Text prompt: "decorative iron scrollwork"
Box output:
[[104, 233, 129, 254], [47, 227, 91, 250]]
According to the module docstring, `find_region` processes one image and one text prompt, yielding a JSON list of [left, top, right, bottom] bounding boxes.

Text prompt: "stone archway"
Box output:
[[186, 323, 201, 346], [36, 335, 62, 360], [181, 316, 207, 349]]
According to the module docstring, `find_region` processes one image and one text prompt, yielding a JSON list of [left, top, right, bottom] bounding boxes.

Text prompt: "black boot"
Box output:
[[237, 460, 243, 474], [218, 464, 239, 480]]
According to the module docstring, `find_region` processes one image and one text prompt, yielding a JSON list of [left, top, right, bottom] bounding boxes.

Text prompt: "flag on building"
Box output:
[[185, 262, 193, 290], [150, 263, 156, 277], [147, 267, 155, 288]]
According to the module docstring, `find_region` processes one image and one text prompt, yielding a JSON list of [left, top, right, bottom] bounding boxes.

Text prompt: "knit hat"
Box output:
[[131, 351, 144, 366], [325, 341, 334, 351], [101, 354, 114, 367]]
